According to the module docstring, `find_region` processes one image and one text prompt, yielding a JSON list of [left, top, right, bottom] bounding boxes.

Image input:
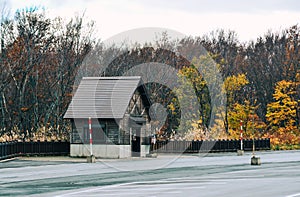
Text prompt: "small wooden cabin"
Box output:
[[64, 76, 151, 158]]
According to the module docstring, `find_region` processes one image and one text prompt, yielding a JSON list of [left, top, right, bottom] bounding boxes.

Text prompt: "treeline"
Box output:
[[90, 28, 299, 149], [0, 8, 299, 149], [0, 8, 94, 141]]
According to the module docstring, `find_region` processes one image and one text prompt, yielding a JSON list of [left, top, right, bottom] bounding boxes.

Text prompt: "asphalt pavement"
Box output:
[[1, 151, 300, 197]]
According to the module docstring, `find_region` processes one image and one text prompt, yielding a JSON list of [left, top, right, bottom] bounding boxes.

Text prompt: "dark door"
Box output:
[[131, 130, 140, 157]]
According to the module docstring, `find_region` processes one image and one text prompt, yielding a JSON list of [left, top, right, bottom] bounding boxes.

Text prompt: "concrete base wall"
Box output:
[[140, 145, 150, 157], [70, 144, 131, 159]]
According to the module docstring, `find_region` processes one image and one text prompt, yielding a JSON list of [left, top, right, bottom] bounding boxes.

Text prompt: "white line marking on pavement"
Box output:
[[286, 193, 300, 197]]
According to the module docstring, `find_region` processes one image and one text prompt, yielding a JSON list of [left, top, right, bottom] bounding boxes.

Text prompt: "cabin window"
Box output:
[[83, 124, 106, 144]]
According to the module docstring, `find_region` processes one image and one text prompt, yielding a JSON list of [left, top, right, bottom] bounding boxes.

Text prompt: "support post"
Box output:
[[237, 120, 244, 156], [87, 117, 95, 163], [89, 117, 93, 156], [252, 138, 255, 156], [240, 120, 243, 151]]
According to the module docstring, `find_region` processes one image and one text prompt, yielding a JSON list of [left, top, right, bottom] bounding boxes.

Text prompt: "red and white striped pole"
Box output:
[[88, 117, 93, 156], [240, 120, 243, 151]]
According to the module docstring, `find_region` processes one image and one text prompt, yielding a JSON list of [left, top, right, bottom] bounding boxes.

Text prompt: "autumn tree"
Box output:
[[266, 80, 297, 128], [223, 73, 249, 133], [0, 7, 94, 141], [285, 25, 300, 127], [0, 1, 12, 134], [241, 32, 288, 121], [168, 64, 209, 136], [228, 101, 266, 139], [265, 80, 299, 149]]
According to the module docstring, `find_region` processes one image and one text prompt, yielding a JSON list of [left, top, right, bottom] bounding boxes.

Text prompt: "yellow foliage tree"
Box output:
[[228, 101, 266, 139], [265, 80, 300, 149], [168, 64, 209, 135], [168, 54, 225, 139], [266, 80, 297, 128], [223, 73, 249, 133]]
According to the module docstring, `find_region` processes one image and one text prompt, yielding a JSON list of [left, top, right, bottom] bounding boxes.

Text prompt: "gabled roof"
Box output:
[[64, 76, 150, 119]]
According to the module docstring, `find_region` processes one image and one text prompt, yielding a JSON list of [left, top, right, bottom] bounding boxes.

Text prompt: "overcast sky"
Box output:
[[4, 0, 300, 42]]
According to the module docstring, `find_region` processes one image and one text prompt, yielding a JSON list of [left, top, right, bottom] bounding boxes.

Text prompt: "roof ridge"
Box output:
[[82, 76, 141, 80]]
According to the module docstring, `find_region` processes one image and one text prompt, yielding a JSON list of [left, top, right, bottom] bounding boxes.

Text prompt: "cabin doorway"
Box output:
[[131, 129, 141, 157]]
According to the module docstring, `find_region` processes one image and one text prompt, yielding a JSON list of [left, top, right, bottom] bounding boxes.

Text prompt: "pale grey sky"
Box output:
[[4, 0, 300, 42]]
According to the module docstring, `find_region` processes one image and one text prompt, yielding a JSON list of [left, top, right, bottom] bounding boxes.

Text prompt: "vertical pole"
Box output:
[[240, 120, 243, 151], [252, 138, 255, 156], [252, 113, 255, 156], [129, 127, 132, 146], [88, 117, 93, 156]]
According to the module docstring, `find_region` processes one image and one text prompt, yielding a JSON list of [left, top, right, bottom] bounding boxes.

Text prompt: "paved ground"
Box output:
[[1, 151, 300, 197]]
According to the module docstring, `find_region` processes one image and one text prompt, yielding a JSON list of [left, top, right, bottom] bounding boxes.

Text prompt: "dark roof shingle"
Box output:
[[64, 76, 145, 119]]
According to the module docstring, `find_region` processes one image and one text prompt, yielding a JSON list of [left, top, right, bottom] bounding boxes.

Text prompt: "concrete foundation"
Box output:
[[237, 150, 244, 156], [87, 155, 95, 163], [71, 144, 131, 159], [146, 153, 157, 158], [140, 145, 150, 157], [251, 156, 261, 165]]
